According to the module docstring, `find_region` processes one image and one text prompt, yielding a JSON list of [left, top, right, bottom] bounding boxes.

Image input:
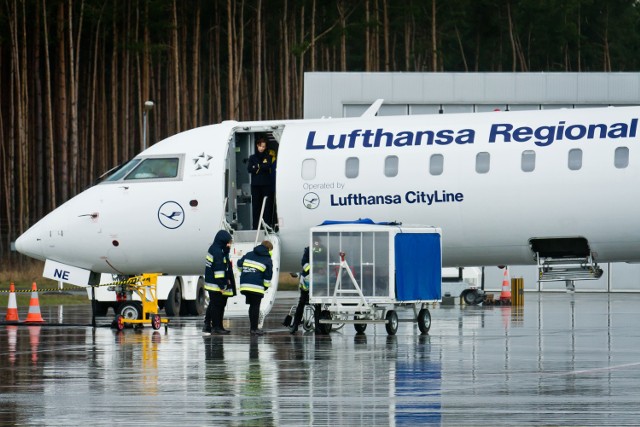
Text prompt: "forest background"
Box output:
[[2, 0, 640, 265]]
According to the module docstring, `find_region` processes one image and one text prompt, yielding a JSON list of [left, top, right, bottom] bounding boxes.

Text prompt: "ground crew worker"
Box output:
[[289, 246, 310, 334], [237, 240, 273, 335], [203, 230, 234, 335]]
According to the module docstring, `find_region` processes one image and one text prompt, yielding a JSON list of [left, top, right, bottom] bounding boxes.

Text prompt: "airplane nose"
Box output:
[[15, 224, 44, 260]]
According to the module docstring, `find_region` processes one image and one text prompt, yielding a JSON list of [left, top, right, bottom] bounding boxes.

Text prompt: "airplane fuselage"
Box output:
[[16, 106, 640, 275]]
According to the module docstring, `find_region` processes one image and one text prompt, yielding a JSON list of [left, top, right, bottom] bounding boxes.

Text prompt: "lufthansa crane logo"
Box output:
[[158, 201, 185, 229], [303, 192, 320, 209]]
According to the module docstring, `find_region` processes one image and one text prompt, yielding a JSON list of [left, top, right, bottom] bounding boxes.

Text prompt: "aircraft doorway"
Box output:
[[226, 128, 281, 231]]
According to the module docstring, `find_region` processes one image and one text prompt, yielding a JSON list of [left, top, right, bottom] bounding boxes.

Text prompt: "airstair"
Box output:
[[531, 237, 603, 283]]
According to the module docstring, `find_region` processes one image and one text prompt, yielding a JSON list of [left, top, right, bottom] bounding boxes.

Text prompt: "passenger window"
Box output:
[[614, 147, 629, 169], [429, 154, 443, 176], [475, 152, 490, 174], [568, 149, 582, 170], [301, 159, 317, 180], [521, 150, 535, 172], [126, 158, 179, 180], [345, 157, 359, 178], [384, 156, 398, 177]]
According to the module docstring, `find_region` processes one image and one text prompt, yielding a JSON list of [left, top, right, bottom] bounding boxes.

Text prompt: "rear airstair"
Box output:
[[531, 237, 603, 283], [221, 198, 280, 325]]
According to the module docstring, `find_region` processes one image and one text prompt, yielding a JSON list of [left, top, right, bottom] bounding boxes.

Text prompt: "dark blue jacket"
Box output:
[[247, 151, 273, 186], [238, 244, 273, 295], [204, 230, 233, 294]]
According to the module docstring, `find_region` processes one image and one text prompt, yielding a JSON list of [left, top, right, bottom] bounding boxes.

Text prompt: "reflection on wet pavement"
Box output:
[[1, 292, 640, 425]]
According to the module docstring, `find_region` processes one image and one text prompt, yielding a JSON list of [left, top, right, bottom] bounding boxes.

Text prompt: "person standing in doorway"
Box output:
[[238, 240, 273, 335], [203, 230, 234, 335], [247, 138, 274, 229]]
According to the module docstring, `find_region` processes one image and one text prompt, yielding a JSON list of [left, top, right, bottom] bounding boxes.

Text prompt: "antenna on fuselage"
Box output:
[[361, 99, 384, 118]]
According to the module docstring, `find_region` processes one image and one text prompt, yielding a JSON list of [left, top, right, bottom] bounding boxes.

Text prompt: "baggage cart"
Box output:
[[309, 220, 442, 335]]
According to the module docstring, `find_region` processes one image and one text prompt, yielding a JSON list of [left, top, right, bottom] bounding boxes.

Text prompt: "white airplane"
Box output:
[[15, 101, 640, 289]]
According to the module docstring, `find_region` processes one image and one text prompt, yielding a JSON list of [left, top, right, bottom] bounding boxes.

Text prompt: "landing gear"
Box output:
[[118, 301, 143, 321]]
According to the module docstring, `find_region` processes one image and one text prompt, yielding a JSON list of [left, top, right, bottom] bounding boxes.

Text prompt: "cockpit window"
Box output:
[[103, 158, 141, 182], [126, 158, 180, 180], [102, 157, 182, 183]]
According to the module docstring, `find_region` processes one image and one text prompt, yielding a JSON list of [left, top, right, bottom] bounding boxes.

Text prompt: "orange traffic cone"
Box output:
[[500, 267, 512, 302], [5, 283, 20, 322], [25, 282, 45, 323]]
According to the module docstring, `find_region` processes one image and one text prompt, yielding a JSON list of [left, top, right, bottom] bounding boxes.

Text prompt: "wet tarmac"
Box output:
[[1, 291, 640, 425]]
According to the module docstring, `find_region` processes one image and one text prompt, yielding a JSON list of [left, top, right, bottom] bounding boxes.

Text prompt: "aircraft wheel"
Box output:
[[151, 314, 162, 330], [417, 308, 431, 334], [165, 279, 182, 316], [186, 278, 206, 316], [118, 301, 143, 320], [116, 315, 125, 331], [385, 310, 399, 335], [462, 289, 480, 306]]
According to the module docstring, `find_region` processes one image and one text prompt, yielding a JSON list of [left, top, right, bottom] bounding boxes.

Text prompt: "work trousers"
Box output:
[[245, 292, 264, 330], [251, 185, 273, 229], [204, 291, 228, 328], [292, 289, 309, 328]]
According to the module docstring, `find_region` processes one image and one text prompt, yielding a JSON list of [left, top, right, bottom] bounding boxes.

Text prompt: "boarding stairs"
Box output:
[[531, 237, 604, 283], [537, 254, 603, 282]]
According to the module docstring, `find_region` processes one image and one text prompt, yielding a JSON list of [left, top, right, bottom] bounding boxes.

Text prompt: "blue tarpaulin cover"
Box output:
[[395, 233, 441, 301]]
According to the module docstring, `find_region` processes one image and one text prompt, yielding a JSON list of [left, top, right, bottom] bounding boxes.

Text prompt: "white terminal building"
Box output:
[[303, 72, 640, 292]]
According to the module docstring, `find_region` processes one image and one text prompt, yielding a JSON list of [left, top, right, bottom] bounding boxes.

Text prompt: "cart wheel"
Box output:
[[302, 305, 315, 332], [116, 315, 125, 331], [418, 308, 431, 334], [151, 314, 162, 330], [385, 310, 399, 335], [318, 310, 332, 334], [331, 312, 347, 331], [354, 317, 367, 334]]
